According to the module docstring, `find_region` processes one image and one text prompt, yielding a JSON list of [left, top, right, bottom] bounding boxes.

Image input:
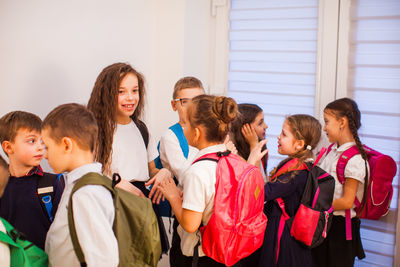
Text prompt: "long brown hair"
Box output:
[[325, 97, 368, 214], [87, 62, 146, 175], [187, 95, 238, 143], [270, 114, 321, 180]]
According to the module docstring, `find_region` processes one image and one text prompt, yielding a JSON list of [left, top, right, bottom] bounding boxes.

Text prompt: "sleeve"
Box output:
[[147, 134, 158, 163], [344, 155, 367, 184], [182, 169, 207, 213], [0, 221, 10, 267], [159, 130, 191, 182], [264, 171, 307, 201], [72, 186, 119, 267]]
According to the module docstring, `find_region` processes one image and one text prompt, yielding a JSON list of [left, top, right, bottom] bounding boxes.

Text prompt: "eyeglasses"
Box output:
[[173, 98, 191, 106]]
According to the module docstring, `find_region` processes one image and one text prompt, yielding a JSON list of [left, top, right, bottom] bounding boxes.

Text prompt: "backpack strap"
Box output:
[[133, 119, 149, 148], [275, 197, 290, 264], [155, 123, 189, 169], [37, 173, 57, 222], [68, 172, 115, 266], [271, 158, 308, 181]]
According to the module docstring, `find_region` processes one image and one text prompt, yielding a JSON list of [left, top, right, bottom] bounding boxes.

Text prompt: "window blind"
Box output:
[[228, 0, 319, 171], [349, 1, 400, 266]]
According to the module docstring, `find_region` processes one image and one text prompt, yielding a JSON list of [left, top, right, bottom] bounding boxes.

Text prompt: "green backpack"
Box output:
[[0, 217, 48, 267], [68, 172, 161, 267]]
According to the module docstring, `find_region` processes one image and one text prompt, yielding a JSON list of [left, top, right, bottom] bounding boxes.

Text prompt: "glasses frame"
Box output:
[[173, 98, 191, 106]]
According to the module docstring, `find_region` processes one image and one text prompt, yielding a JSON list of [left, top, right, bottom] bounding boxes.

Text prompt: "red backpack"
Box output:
[[192, 151, 267, 266], [327, 143, 397, 240]]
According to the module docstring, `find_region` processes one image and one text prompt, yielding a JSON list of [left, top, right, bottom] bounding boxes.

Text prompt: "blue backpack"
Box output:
[[154, 123, 188, 217]]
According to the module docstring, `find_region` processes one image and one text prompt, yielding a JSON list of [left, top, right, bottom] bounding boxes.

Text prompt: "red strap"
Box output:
[[336, 145, 359, 184], [345, 209, 352, 240], [275, 198, 290, 264], [271, 158, 307, 181]]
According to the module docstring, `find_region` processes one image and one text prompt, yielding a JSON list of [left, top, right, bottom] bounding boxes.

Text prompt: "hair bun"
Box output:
[[212, 96, 238, 123]]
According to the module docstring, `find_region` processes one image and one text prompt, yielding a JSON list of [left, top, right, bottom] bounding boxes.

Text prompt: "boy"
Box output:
[[157, 76, 205, 182], [0, 111, 63, 250], [42, 103, 118, 267]]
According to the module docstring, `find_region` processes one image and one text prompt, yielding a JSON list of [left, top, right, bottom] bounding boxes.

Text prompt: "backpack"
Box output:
[[37, 172, 64, 222], [326, 143, 397, 240], [272, 148, 335, 256], [192, 151, 267, 267], [0, 217, 48, 267], [154, 122, 189, 217], [68, 172, 162, 267]]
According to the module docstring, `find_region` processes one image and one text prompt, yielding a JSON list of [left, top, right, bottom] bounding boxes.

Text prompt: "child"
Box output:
[[158, 76, 204, 183], [43, 103, 119, 267], [0, 111, 63, 250], [159, 95, 241, 266], [87, 62, 170, 253], [258, 114, 321, 267], [313, 98, 367, 266], [157, 76, 205, 266], [230, 103, 268, 179]]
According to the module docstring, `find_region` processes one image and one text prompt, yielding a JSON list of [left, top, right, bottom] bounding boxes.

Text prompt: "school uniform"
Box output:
[[158, 125, 198, 185], [174, 144, 226, 267], [45, 163, 118, 267], [111, 121, 158, 182], [0, 218, 10, 266], [0, 166, 63, 249], [313, 142, 367, 267], [258, 159, 315, 267]]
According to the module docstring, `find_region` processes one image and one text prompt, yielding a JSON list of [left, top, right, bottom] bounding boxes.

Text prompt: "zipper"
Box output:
[[322, 211, 329, 238]]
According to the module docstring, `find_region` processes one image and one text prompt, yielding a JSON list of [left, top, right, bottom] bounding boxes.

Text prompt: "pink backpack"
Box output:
[[327, 144, 397, 240], [193, 151, 267, 266]]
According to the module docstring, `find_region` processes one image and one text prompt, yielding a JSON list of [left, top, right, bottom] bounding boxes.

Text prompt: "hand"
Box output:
[[224, 135, 238, 155], [158, 177, 182, 203], [116, 179, 145, 197], [247, 139, 268, 166], [241, 124, 258, 148], [146, 168, 172, 204]]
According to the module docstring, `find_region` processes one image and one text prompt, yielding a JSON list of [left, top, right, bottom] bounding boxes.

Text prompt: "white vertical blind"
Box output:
[[228, 0, 319, 171], [349, 0, 400, 266]]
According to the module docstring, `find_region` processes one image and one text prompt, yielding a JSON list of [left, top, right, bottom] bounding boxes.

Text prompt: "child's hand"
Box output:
[[158, 177, 182, 203], [116, 179, 145, 197], [241, 123, 258, 148], [224, 135, 238, 155], [146, 168, 172, 204], [247, 139, 268, 166]]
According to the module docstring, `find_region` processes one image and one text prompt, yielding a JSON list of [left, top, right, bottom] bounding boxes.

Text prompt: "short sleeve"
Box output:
[[147, 134, 158, 162], [182, 170, 207, 213], [344, 154, 367, 184]]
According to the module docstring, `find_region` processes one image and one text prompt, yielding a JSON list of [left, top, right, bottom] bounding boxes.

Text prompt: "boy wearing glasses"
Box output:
[[156, 76, 204, 267]]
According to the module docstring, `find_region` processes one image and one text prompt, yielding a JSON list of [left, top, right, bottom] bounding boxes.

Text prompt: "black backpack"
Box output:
[[273, 148, 335, 250]]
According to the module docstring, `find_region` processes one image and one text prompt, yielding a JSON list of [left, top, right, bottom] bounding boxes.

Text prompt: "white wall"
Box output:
[[0, 0, 214, 142]]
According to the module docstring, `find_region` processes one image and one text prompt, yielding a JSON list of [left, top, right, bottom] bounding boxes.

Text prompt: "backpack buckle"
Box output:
[[112, 173, 122, 188], [217, 150, 231, 158]]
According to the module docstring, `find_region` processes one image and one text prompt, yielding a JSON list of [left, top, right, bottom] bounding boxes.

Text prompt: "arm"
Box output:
[[158, 178, 203, 233], [264, 170, 307, 201], [333, 178, 360, 211], [247, 139, 268, 166], [242, 124, 259, 151], [72, 186, 118, 267], [146, 162, 172, 203]]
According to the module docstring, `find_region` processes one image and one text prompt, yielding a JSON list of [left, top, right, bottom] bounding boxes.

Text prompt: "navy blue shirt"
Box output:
[[0, 167, 63, 249]]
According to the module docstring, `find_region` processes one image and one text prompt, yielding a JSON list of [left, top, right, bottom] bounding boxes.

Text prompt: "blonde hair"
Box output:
[[172, 76, 204, 99]]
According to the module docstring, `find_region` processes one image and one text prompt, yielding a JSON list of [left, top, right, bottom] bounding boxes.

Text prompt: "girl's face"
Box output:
[[277, 121, 302, 156], [115, 73, 139, 124], [250, 111, 267, 140], [323, 110, 342, 143]]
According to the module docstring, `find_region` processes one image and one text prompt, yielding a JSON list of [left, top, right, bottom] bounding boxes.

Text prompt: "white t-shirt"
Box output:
[[159, 125, 198, 186], [179, 143, 226, 257], [0, 219, 10, 267], [319, 142, 369, 217], [111, 121, 158, 182]]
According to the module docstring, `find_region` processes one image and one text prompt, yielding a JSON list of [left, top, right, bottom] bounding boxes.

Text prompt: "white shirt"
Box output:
[[111, 121, 158, 182], [159, 126, 198, 185], [179, 144, 226, 257], [0, 219, 10, 267], [45, 163, 118, 267], [319, 142, 368, 217]]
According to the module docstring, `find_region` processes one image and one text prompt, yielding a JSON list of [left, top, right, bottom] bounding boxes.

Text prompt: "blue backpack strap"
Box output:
[[169, 123, 189, 159], [155, 123, 189, 170]]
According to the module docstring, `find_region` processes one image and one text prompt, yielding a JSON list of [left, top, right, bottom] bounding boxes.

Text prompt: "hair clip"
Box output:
[[306, 145, 312, 150]]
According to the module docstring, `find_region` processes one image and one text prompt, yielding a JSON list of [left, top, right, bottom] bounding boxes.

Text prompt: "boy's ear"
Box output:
[[2, 141, 12, 155], [171, 100, 177, 111], [61, 137, 74, 153]]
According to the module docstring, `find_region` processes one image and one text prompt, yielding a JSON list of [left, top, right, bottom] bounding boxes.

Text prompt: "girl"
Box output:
[[313, 98, 367, 266], [258, 114, 321, 267], [87, 62, 170, 252], [230, 103, 268, 179], [158, 95, 250, 266]]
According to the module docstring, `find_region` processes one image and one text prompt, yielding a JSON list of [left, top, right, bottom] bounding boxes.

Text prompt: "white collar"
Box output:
[[196, 144, 227, 159], [332, 141, 357, 152]]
